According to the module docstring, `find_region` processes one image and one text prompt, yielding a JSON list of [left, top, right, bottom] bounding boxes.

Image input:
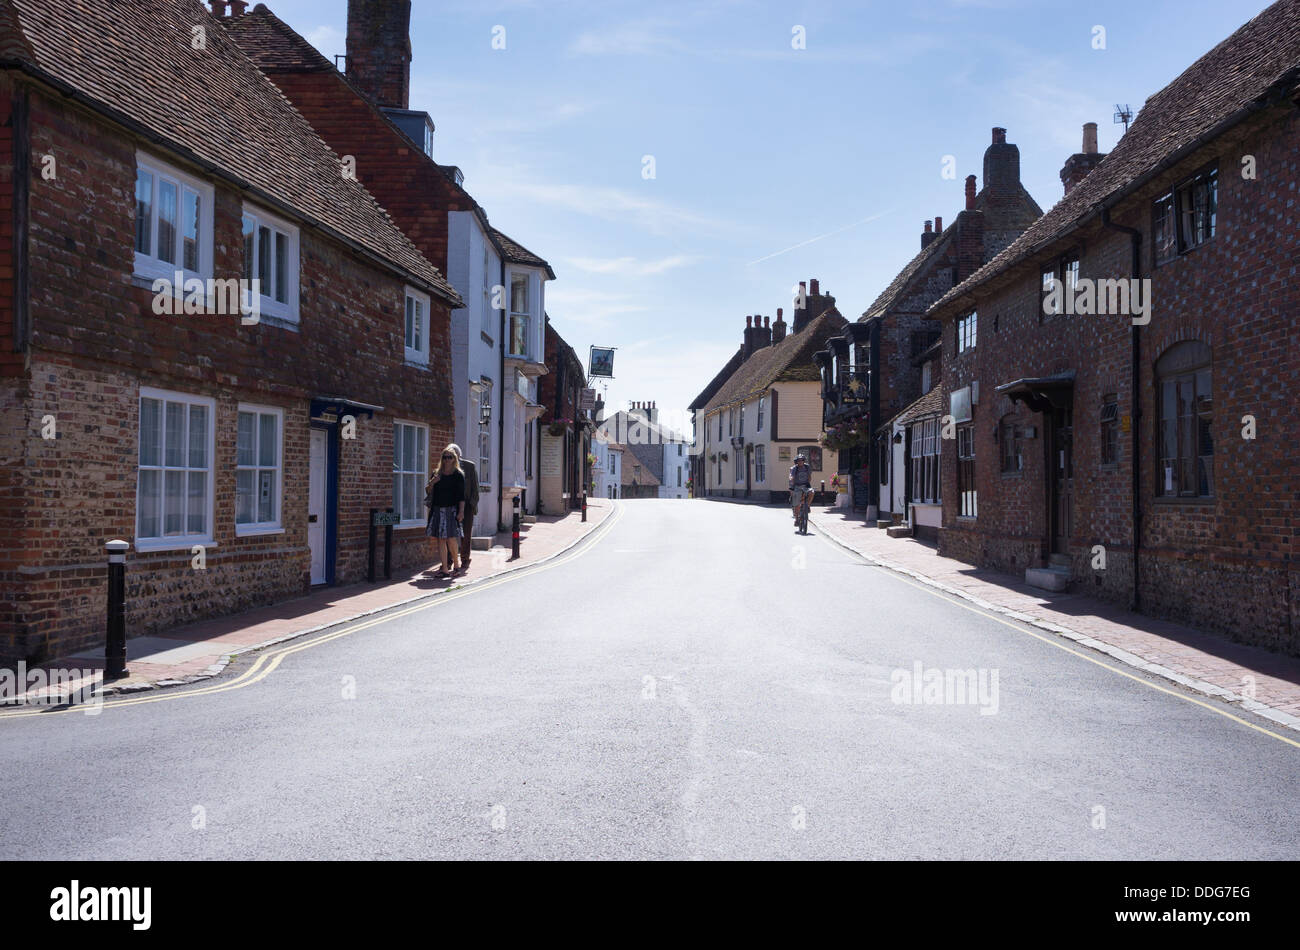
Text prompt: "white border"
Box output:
[[135, 386, 218, 553], [234, 403, 286, 536]]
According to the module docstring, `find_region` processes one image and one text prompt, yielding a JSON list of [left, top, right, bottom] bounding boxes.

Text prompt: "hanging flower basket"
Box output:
[[821, 421, 873, 452], [547, 417, 572, 437], [708, 452, 718, 463]]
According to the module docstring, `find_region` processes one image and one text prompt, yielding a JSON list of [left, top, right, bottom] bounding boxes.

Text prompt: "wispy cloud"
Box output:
[[569, 19, 688, 56], [747, 211, 892, 266], [475, 166, 738, 237], [305, 25, 345, 59], [544, 287, 653, 330], [566, 255, 696, 277]]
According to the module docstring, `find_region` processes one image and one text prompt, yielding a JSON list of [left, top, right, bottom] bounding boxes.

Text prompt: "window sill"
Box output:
[[1153, 495, 1214, 505], [134, 537, 218, 553], [235, 525, 285, 538], [405, 354, 431, 369], [395, 520, 427, 531], [253, 311, 300, 332]]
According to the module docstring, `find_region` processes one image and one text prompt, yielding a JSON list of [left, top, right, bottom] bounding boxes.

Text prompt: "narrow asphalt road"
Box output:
[[2, 499, 1296, 859]]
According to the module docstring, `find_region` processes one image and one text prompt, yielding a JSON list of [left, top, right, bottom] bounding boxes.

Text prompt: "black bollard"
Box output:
[[511, 496, 521, 560], [581, 493, 587, 522], [105, 539, 129, 679]]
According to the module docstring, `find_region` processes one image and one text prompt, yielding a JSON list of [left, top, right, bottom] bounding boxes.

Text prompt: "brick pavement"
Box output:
[[6, 500, 613, 703], [809, 504, 1300, 732]]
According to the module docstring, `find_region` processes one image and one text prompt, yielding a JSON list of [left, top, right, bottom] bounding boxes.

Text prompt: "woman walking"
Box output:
[[425, 445, 467, 579]]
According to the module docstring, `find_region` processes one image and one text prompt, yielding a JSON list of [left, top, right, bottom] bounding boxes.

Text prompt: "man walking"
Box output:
[[449, 444, 479, 575]]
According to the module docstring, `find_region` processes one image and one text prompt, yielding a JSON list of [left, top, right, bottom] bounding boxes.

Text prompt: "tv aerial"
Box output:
[[1114, 104, 1133, 134]]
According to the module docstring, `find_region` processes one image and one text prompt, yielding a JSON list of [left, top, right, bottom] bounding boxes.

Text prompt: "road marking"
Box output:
[[0, 503, 625, 720], [809, 524, 1300, 751]]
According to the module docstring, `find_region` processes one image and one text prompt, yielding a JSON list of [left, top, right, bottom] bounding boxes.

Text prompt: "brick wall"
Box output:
[[937, 103, 1299, 654], [0, 81, 455, 661]]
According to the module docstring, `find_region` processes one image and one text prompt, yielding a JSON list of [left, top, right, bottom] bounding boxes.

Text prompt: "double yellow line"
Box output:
[[1, 503, 624, 720]]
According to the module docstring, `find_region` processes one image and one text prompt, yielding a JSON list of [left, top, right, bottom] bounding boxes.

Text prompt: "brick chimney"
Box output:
[[772, 308, 787, 344], [756, 315, 772, 350], [1060, 122, 1106, 195], [346, 0, 413, 109], [793, 278, 834, 334], [208, 0, 229, 15], [983, 126, 1022, 200], [965, 174, 977, 210], [921, 220, 935, 249], [934, 215, 943, 234], [742, 314, 757, 360]]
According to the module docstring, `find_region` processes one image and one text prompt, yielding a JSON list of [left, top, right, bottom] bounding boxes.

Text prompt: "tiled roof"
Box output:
[[701, 309, 849, 414], [689, 346, 744, 412], [892, 385, 944, 427], [0, 0, 461, 306], [930, 0, 1300, 316], [622, 461, 660, 487], [862, 227, 954, 319], [227, 4, 334, 71], [492, 228, 556, 280]]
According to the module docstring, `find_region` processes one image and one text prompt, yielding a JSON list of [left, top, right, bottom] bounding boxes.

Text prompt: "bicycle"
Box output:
[[793, 486, 812, 535]]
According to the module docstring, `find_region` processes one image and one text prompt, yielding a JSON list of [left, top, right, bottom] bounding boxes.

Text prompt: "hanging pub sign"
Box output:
[[589, 346, 615, 378], [580, 388, 596, 412]]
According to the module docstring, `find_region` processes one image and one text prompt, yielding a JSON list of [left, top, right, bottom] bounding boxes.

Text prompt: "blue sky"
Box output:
[[258, 0, 1272, 426]]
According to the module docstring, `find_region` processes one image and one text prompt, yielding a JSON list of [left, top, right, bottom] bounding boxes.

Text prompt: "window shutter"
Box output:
[[769, 389, 778, 440]]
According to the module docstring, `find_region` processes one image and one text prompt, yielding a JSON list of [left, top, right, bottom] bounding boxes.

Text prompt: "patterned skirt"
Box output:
[[426, 506, 459, 539]]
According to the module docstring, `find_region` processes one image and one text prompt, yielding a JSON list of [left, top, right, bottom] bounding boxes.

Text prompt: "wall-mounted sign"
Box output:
[[580, 388, 596, 411], [950, 387, 972, 423], [589, 346, 615, 378]]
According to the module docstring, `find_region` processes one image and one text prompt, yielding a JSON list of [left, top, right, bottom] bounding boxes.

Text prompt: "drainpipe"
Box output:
[[1100, 206, 1142, 612], [868, 319, 881, 516], [498, 256, 507, 531]]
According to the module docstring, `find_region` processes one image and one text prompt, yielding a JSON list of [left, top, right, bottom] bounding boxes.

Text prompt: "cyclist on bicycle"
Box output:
[[789, 454, 813, 522]]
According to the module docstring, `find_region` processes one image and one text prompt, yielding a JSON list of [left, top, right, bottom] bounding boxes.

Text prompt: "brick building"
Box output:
[[226, 1, 555, 534], [815, 129, 1042, 521], [0, 0, 462, 661], [928, 0, 1300, 653], [538, 317, 590, 514]]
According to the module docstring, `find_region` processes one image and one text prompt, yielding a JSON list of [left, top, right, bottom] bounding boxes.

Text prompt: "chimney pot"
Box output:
[[992, 127, 1006, 144], [208, 0, 229, 15], [934, 215, 942, 233], [1082, 122, 1099, 155], [228, 0, 247, 13], [924, 220, 932, 233], [965, 174, 977, 210], [764, 316, 770, 328], [776, 307, 783, 319], [746, 315, 752, 327], [810, 278, 820, 296]]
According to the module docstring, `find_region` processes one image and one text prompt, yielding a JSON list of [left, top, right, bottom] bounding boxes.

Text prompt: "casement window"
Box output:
[[478, 380, 492, 484], [718, 413, 723, 440], [956, 311, 977, 353], [754, 445, 766, 483], [757, 395, 765, 431], [235, 406, 283, 533], [134, 154, 213, 284], [1040, 252, 1080, 319], [910, 417, 941, 505], [1153, 165, 1217, 264], [136, 389, 215, 549], [797, 446, 823, 472], [1000, 417, 1023, 473], [678, 464, 685, 487], [1156, 341, 1213, 498], [525, 420, 534, 479], [728, 409, 734, 436], [734, 449, 743, 483], [739, 403, 745, 434], [403, 287, 430, 365], [241, 206, 300, 323], [482, 247, 495, 338], [957, 424, 977, 517], [508, 273, 530, 357], [392, 422, 428, 525], [1100, 396, 1119, 467]]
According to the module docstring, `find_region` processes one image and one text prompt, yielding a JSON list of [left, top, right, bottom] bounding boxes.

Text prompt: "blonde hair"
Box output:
[[439, 444, 463, 476]]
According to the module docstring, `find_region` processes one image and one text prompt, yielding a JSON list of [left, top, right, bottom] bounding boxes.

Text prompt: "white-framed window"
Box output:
[[478, 379, 492, 482], [734, 449, 743, 483], [482, 246, 495, 338], [136, 388, 215, 550], [508, 271, 530, 357], [757, 395, 765, 431], [393, 421, 428, 526], [754, 445, 766, 482], [134, 153, 214, 284], [235, 405, 283, 534], [404, 287, 430, 365], [241, 204, 300, 323]]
